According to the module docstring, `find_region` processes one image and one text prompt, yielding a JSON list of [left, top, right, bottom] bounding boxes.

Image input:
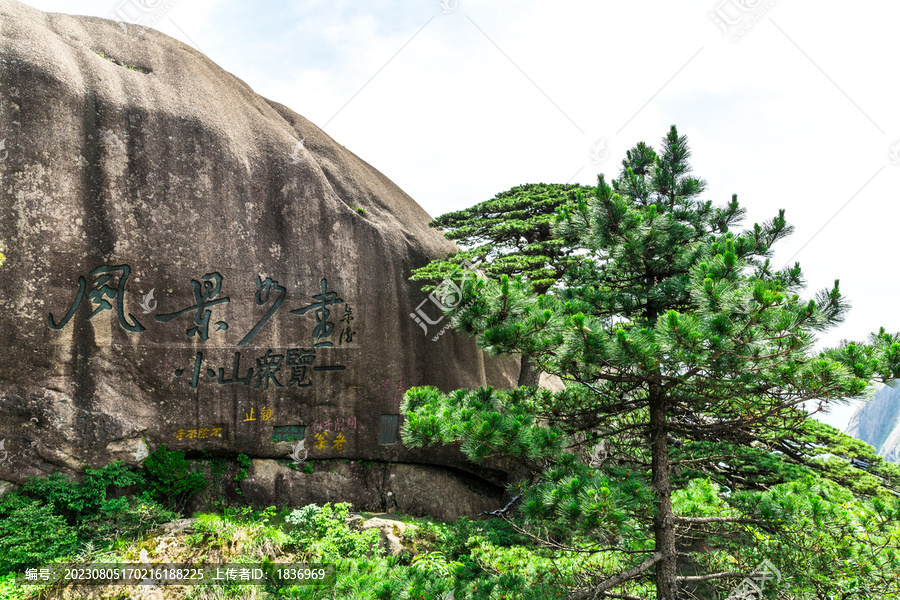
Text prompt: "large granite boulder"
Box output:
[[0, 0, 519, 516]]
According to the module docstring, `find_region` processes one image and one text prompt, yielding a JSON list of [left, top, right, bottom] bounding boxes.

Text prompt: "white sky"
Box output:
[[17, 0, 900, 431]]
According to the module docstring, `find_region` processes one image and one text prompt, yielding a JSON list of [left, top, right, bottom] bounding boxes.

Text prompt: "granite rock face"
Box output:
[[0, 0, 518, 516], [236, 459, 505, 522], [846, 384, 900, 463]]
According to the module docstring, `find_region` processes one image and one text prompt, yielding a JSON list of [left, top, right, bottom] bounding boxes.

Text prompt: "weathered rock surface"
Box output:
[[846, 384, 900, 463], [0, 0, 519, 516], [359, 517, 418, 557], [234, 459, 504, 521]]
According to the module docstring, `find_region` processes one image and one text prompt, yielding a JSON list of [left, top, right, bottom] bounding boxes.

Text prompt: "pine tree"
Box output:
[[403, 126, 900, 599], [412, 183, 591, 385]]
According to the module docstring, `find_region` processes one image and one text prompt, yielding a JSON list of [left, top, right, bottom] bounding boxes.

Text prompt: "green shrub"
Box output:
[[286, 503, 382, 561], [285, 503, 321, 533], [143, 444, 207, 510], [0, 493, 77, 575], [17, 472, 81, 517], [77, 494, 176, 543], [434, 516, 526, 560], [7, 461, 177, 569], [19, 461, 142, 520], [233, 453, 252, 495]]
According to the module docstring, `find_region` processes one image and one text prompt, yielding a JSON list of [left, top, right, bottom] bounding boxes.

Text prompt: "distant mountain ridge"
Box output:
[[846, 384, 900, 463]]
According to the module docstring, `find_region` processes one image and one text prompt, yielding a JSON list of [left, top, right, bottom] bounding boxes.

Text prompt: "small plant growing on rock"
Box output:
[[233, 454, 252, 495], [143, 445, 207, 512]]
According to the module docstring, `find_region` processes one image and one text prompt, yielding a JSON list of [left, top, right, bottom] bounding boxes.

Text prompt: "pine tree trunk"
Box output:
[[649, 383, 679, 599], [517, 354, 542, 387]]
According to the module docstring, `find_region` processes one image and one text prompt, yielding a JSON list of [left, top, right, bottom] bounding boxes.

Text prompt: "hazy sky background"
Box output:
[[16, 0, 900, 431]]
